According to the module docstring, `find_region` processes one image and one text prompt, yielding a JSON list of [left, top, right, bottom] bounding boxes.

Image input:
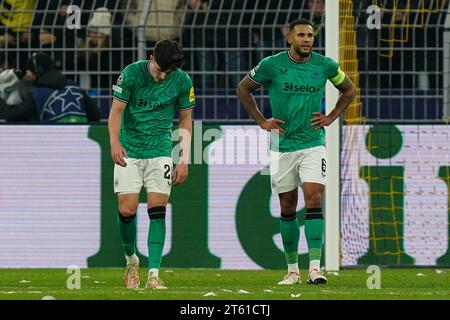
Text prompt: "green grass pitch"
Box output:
[[0, 268, 449, 300]]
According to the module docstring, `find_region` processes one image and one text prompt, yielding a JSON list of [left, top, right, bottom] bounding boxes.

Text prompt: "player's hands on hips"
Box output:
[[110, 141, 128, 167], [173, 163, 188, 185], [259, 118, 285, 135], [310, 112, 333, 130]]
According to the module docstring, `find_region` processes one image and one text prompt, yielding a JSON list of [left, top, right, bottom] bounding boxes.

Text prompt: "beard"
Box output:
[[294, 46, 311, 58]]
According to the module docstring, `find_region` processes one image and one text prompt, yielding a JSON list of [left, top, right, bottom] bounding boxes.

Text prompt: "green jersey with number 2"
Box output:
[[113, 60, 195, 158]]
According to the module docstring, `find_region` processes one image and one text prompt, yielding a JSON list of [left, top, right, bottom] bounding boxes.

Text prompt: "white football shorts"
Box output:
[[270, 146, 327, 194], [114, 157, 173, 195]]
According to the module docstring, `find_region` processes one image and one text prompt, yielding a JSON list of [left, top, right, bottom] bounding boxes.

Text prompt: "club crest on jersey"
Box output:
[[283, 82, 317, 93], [117, 73, 124, 85]]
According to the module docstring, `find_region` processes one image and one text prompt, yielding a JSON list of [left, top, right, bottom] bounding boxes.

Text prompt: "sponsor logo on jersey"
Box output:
[[138, 97, 169, 111], [250, 63, 260, 77], [283, 82, 318, 93], [112, 85, 122, 94]]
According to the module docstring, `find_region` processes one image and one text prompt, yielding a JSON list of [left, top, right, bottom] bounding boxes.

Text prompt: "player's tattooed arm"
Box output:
[[310, 75, 356, 130], [237, 76, 285, 134], [330, 75, 356, 120]]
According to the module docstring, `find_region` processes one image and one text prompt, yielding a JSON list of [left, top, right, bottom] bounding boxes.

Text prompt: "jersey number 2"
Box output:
[[164, 164, 171, 180]]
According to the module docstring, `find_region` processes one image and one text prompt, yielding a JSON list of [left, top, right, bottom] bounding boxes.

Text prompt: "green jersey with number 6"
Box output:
[[112, 60, 195, 158], [248, 51, 345, 152]]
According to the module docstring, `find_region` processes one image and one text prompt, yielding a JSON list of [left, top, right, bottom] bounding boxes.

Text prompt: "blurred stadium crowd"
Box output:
[[0, 0, 448, 122]]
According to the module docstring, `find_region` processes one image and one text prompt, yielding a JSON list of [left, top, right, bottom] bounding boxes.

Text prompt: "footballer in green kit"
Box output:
[[237, 19, 356, 285], [109, 40, 195, 289]]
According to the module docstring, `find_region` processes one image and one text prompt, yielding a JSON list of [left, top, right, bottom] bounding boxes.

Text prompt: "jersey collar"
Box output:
[[287, 51, 312, 64]]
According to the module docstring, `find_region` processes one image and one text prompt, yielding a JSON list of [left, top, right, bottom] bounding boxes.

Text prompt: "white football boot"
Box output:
[[145, 276, 167, 290], [124, 261, 140, 289], [307, 269, 328, 284], [277, 272, 301, 285]]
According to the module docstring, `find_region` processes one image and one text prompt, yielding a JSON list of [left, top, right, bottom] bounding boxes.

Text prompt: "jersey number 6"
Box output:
[[321, 159, 327, 174]]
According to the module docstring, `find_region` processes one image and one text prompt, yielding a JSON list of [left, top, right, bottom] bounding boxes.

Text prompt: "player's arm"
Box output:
[[108, 98, 128, 167], [310, 75, 356, 130], [236, 76, 285, 134], [173, 108, 192, 185]]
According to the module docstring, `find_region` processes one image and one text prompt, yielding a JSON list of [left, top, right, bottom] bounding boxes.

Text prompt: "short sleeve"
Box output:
[[327, 58, 346, 86], [112, 67, 132, 103], [247, 58, 272, 85], [178, 73, 195, 110]]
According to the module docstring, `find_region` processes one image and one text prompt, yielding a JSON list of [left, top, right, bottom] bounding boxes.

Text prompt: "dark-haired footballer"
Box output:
[[108, 39, 195, 289], [237, 19, 356, 285]]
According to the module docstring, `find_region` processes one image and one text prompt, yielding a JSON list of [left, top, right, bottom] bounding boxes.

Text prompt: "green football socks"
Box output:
[[117, 212, 137, 257], [305, 208, 324, 263], [280, 214, 300, 265], [147, 206, 167, 269]]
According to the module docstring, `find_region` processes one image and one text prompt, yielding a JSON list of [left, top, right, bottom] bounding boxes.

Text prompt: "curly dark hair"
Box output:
[[289, 19, 315, 32], [153, 39, 185, 72]]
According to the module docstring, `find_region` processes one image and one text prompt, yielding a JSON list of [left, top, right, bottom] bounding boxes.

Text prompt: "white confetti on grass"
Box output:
[[164, 270, 174, 273], [216, 274, 222, 277], [238, 289, 250, 294], [290, 293, 301, 298], [221, 289, 233, 292], [20, 280, 31, 283], [436, 270, 443, 274], [327, 272, 339, 276], [204, 292, 217, 297], [416, 273, 425, 277], [28, 291, 42, 294], [263, 289, 273, 293], [81, 276, 90, 279], [94, 281, 107, 284], [41, 296, 55, 300]]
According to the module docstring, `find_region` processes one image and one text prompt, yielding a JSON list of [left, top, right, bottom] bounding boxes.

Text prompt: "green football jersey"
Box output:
[[112, 60, 195, 159], [248, 51, 345, 152]]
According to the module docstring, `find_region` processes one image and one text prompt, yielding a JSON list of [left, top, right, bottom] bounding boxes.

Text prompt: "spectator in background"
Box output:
[[122, 0, 186, 52], [31, 0, 77, 77], [188, 0, 251, 90], [78, 7, 133, 91], [0, 0, 36, 69], [0, 52, 100, 123], [81, 0, 134, 48], [252, 0, 301, 63], [0, 52, 14, 72], [181, 0, 208, 88], [0, 68, 30, 107]]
